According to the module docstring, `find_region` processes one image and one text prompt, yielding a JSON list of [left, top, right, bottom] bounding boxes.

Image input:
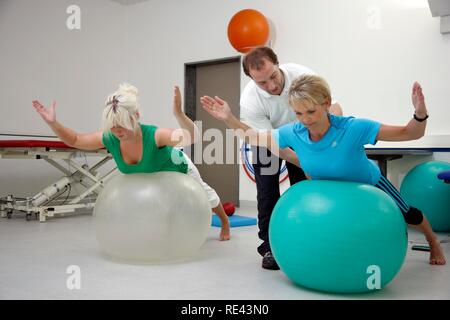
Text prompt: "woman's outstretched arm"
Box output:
[[200, 95, 301, 167], [32, 100, 103, 150], [155, 86, 201, 148], [377, 82, 428, 142]]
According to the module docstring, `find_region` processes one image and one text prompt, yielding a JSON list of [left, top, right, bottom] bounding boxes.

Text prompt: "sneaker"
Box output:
[[262, 251, 280, 270]]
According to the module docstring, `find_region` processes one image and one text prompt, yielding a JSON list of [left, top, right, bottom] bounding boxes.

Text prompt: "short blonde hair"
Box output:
[[288, 75, 331, 109], [101, 83, 141, 132]]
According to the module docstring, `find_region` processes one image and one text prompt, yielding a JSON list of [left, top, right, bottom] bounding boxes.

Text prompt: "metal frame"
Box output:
[[0, 145, 117, 222]]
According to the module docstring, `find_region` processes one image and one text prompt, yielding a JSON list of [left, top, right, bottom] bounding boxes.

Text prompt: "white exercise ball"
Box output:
[[93, 172, 211, 263]]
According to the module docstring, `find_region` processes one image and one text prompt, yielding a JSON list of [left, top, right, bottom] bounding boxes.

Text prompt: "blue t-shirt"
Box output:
[[273, 115, 382, 185]]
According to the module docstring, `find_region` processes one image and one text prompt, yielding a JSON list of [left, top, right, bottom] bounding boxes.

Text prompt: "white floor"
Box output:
[[0, 205, 449, 300]]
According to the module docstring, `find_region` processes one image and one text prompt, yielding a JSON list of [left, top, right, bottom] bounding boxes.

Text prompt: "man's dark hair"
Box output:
[[242, 46, 279, 77]]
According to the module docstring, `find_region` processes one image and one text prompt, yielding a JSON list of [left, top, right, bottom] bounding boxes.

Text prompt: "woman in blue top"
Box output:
[[201, 74, 445, 265]]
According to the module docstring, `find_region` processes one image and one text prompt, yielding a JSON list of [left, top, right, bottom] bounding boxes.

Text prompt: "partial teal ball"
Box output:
[[400, 161, 450, 232], [269, 180, 408, 293]]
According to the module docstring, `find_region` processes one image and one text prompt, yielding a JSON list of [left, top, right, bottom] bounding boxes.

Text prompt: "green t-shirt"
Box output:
[[102, 124, 188, 174]]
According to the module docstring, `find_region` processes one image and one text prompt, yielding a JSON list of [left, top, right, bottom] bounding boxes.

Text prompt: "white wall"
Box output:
[[126, 0, 450, 135], [125, 0, 450, 201], [0, 0, 127, 195], [1, 0, 449, 202], [0, 0, 128, 136]]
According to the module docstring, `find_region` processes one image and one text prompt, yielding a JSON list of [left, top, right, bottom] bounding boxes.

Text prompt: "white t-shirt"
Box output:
[[240, 63, 317, 130]]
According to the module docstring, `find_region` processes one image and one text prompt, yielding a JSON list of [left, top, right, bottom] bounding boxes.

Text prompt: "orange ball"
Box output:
[[227, 9, 270, 53]]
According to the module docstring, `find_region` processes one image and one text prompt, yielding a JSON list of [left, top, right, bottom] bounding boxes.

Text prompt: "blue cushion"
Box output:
[[212, 214, 257, 228]]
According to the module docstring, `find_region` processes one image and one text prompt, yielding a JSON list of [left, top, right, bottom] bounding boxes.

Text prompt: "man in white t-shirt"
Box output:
[[240, 47, 342, 270]]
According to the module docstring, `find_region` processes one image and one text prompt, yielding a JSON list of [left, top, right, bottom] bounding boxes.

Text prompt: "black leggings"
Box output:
[[374, 175, 423, 225]]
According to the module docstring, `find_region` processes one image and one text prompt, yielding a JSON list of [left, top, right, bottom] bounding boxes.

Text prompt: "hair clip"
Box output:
[[112, 97, 119, 113]]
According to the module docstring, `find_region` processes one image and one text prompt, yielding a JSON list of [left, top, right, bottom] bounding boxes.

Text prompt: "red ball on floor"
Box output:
[[223, 202, 236, 216]]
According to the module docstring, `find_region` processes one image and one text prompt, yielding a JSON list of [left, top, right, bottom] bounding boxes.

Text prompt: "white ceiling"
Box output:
[[109, 0, 150, 6]]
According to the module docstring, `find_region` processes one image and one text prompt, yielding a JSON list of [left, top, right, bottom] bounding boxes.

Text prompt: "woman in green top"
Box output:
[[32, 83, 230, 241]]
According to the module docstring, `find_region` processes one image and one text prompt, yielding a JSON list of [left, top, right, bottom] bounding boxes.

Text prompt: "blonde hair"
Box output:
[[288, 75, 331, 110], [101, 83, 141, 132]]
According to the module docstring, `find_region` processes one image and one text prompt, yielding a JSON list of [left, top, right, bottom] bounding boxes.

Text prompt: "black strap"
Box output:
[[413, 113, 429, 122]]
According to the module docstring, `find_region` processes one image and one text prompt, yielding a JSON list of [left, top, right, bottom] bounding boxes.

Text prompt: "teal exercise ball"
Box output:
[[269, 180, 408, 294], [400, 161, 450, 232]]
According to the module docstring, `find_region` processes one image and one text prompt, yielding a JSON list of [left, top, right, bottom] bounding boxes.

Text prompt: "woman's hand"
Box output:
[[173, 86, 184, 116], [32, 100, 56, 124], [412, 82, 427, 118], [200, 95, 233, 122]]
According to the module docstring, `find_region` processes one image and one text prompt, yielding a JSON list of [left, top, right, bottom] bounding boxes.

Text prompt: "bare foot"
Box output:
[[220, 224, 231, 241], [429, 240, 446, 265]]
